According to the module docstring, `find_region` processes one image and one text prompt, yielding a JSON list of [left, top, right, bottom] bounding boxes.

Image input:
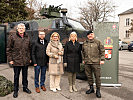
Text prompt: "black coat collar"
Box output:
[[37, 37, 47, 45], [69, 40, 78, 46], [16, 31, 27, 38]]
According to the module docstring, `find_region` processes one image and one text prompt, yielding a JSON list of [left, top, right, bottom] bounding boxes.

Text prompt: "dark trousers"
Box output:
[[13, 66, 28, 92], [34, 66, 47, 88], [85, 64, 101, 88]]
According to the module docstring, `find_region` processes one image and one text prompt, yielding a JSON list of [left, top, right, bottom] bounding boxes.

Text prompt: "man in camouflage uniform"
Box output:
[[82, 31, 105, 98]]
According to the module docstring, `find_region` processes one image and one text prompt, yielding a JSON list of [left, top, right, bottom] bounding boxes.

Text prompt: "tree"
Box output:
[[0, 1, 6, 23], [78, 0, 115, 30], [0, 0, 28, 23], [26, 0, 44, 19], [25, 6, 35, 20]]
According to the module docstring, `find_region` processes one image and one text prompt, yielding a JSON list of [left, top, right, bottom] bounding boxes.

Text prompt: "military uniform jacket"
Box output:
[[82, 38, 105, 64]]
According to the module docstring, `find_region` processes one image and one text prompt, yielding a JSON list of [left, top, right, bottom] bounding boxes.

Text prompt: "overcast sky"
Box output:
[[40, 0, 133, 22]]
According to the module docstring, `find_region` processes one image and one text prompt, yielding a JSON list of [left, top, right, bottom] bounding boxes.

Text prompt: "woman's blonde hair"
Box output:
[[69, 31, 77, 41], [50, 32, 60, 41]]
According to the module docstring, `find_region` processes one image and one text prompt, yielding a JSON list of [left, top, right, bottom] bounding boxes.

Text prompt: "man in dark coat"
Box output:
[[32, 30, 49, 93], [6, 23, 32, 98], [63, 32, 82, 93], [82, 31, 105, 98]]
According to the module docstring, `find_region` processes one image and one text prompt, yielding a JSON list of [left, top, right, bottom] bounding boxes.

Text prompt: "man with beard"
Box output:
[[82, 31, 105, 98]]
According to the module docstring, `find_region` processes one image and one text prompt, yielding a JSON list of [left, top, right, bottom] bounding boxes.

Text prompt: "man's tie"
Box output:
[[41, 40, 44, 45]]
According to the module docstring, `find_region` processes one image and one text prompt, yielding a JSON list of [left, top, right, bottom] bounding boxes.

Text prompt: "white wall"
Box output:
[[119, 13, 133, 42]]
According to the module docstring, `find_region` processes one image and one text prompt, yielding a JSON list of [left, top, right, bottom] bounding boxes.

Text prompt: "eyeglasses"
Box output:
[[18, 28, 25, 29], [39, 34, 45, 35], [53, 36, 58, 37]]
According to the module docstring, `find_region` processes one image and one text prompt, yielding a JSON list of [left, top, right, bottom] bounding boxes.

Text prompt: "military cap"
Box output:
[[87, 30, 94, 35]]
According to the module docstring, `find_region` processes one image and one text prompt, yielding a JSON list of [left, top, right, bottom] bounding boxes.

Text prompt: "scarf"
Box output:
[[50, 40, 62, 64]]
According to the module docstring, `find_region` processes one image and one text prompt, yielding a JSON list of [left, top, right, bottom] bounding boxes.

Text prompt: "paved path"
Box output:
[[0, 51, 133, 100]]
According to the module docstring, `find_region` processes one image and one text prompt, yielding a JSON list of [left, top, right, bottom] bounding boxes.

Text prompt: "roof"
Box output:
[[118, 8, 133, 16]]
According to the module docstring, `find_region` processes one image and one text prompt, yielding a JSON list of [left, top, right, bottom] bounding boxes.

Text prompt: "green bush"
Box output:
[[0, 75, 13, 97]]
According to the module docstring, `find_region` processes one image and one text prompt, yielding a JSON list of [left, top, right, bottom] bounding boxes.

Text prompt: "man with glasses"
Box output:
[[32, 30, 49, 93], [7, 23, 31, 98]]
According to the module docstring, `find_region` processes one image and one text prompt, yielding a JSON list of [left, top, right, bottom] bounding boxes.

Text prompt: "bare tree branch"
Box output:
[[78, 0, 116, 30], [26, 0, 45, 19]]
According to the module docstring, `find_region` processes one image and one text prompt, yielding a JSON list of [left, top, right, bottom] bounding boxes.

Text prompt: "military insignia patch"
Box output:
[[104, 37, 113, 60]]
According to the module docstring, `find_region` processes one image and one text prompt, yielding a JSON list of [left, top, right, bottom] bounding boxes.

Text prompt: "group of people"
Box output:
[[6, 23, 105, 98]]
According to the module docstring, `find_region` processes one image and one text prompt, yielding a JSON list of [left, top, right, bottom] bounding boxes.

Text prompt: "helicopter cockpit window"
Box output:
[[52, 19, 64, 29], [68, 19, 85, 30]]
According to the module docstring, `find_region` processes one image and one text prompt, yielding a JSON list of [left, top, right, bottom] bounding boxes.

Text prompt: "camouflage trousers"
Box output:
[[85, 64, 101, 88]]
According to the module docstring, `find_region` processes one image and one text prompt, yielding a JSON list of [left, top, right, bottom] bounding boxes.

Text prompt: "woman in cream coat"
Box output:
[[46, 32, 64, 92]]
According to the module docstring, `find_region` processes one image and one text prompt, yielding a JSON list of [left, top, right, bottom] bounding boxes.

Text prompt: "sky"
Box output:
[[39, 0, 133, 22]]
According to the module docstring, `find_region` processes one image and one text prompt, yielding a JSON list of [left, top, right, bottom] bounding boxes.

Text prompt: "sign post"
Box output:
[[94, 22, 121, 86]]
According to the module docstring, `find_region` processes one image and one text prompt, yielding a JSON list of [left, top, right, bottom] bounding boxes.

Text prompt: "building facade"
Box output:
[[119, 8, 133, 42]]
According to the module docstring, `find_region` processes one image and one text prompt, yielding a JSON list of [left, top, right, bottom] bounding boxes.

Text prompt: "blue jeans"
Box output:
[[34, 66, 46, 88]]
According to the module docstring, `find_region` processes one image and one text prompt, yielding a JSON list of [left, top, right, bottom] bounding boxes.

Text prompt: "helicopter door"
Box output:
[[0, 25, 7, 63]]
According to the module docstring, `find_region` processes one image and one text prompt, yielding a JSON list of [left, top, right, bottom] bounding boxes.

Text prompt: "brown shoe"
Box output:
[[41, 86, 46, 91], [36, 88, 40, 93]]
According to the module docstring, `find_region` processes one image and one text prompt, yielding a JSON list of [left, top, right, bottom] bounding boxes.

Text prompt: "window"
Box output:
[[52, 19, 64, 29], [68, 19, 85, 30], [125, 18, 130, 26], [125, 30, 130, 38]]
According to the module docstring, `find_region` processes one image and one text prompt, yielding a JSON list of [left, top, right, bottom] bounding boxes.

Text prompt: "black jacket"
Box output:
[[63, 41, 82, 73], [32, 38, 49, 66]]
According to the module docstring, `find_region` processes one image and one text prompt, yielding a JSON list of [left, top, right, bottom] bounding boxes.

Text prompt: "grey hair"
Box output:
[[17, 23, 25, 29], [69, 31, 78, 41]]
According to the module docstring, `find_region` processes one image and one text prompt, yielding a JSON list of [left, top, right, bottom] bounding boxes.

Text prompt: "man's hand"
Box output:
[[30, 60, 32, 63], [54, 55, 59, 59], [58, 52, 62, 56], [34, 64, 37, 66], [82, 61, 85, 64], [64, 63, 67, 67], [100, 61, 105, 65], [9, 61, 14, 65]]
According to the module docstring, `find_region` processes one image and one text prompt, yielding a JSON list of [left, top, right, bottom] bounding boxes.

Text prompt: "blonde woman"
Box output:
[[46, 32, 64, 92], [63, 32, 82, 93]]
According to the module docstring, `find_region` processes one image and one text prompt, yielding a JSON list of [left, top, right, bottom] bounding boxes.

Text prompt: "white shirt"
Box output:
[[40, 40, 44, 45]]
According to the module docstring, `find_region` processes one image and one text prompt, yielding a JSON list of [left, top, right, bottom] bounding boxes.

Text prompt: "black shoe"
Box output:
[[13, 91, 18, 98], [86, 85, 95, 94], [96, 88, 101, 98], [23, 88, 32, 94]]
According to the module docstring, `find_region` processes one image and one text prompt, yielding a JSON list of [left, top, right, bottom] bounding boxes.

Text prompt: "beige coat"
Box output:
[[46, 41, 64, 75]]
